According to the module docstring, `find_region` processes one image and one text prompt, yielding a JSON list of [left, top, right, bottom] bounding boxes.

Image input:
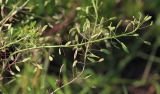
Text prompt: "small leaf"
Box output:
[[87, 57, 96, 62], [74, 49, 78, 59], [131, 21, 135, 26], [121, 42, 129, 53], [108, 17, 117, 21], [144, 16, 152, 21], [22, 57, 30, 62], [100, 17, 104, 25], [116, 20, 122, 28], [75, 24, 81, 33], [100, 49, 111, 55], [10, 71, 15, 75], [132, 34, 139, 36], [49, 55, 53, 61], [10, 55, 14, 61], [65, 41, 71, 46], [75, 34, 79, 42], [143, 41, 151, 45], [138, 12, 142, 21], [9, 27, 13, 35], [60, 64, 64, 73], [15, 74, 21, 78], [98, 58, 104, 62], [83, 19, 90, 32], [41, 25, 48, 32], [85, 6, 91, 14], [91, 33, 99, 39], [125, 23, 131, 32], [59, 48, 61, 55], [150, 21, 153, 26], [88, 53, 99, 58], [15, 65, 20, 72], [72, 60, 78, 68], [84, 75, 92, 79]]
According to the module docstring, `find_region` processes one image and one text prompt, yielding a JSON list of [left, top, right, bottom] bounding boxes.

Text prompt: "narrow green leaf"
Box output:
[[150, 21, 153, 26], [108, 17, 117, 21], [143, 41, 151, 45], [98, 58, 104, 62], [74, 49, 78, 59], [75, 34, 78, 42], [88, 53, 99, 58], [60, 64, 64, 73], [87, 57, 96, 62], [59, 48, 61, 55], [10, 71, 15, 75], [15, 65, 20, 72], [21, 57, 30, 62], [72, 60, 78, 68], [116, 20, 122, 28], [144, 16, 152, 21], [125, 23, 131, 32], [41, 25, 48, 32], [100, 49, 111, 55], [132, 34, 139, 36], [121, 42, 129, 53], [65, 41, 71, 46]]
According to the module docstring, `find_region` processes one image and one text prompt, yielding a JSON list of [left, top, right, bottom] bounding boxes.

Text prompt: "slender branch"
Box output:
[[92, 0, 98, 34], [0, 36, 28, 50], [142, 39, 159, 81], [11, 32, 134, 56], [52, 42, 89, 93]]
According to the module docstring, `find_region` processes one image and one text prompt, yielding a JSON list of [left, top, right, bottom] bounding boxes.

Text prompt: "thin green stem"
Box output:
[[92, 0, 98, 34], [53, 35, 90, 93], [142, 38, 159, 81], [0, 36, 28, 50], [11, 32, 133, 56]]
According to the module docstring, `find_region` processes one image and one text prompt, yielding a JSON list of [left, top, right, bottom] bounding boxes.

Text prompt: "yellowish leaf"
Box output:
[[72, 60, 78, 68], [15, 65, 20, 72]]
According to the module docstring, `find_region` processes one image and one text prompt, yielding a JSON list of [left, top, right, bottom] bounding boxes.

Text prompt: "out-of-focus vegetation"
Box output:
[[0, 0, 159, 94]]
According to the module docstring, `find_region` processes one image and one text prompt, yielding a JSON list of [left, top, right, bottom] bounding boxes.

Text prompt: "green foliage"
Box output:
[[0, 0, 157, 94]]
